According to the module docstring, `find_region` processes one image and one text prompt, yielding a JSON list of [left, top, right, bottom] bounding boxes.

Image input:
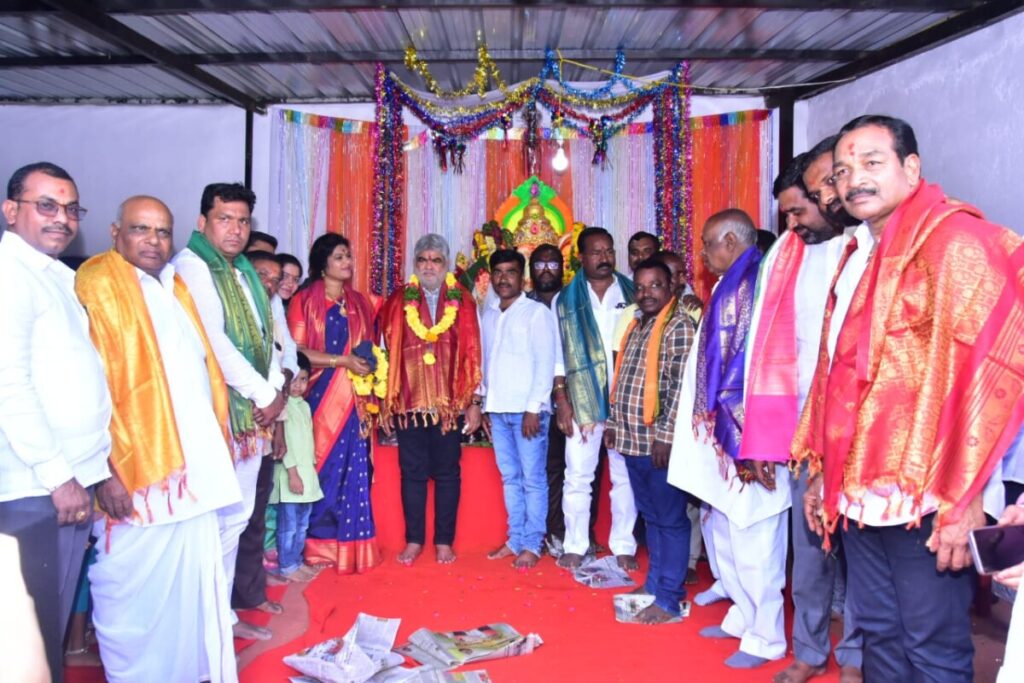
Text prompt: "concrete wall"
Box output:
[[0, 105, 244, 257], [798, 11, 1024, 231]]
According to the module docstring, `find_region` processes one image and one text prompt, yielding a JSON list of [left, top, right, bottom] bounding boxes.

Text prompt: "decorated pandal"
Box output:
[[455, 176, 577, 301], [370, 47, 692, 296]]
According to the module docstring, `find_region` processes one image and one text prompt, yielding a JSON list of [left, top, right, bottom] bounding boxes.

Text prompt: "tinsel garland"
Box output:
[[680, 62, 695, 286], [370, 54, 692, 296]]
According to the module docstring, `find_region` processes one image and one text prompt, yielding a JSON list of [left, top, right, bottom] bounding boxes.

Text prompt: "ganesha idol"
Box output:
[[456, 176, 578, 303]]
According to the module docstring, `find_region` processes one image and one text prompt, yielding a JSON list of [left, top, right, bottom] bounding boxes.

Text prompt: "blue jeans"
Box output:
[[843, 514, 973, 682], [276, 502, 312, 575], [624, 455, 690, 616], [489, 412, 550, 554]]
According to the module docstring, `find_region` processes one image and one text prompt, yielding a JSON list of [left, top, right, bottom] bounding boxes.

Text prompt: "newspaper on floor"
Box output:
[[613, 593, 691, 624], [284, 613, 405, 683], [400, 623, 542, 669], [572, 555, 636, 589]]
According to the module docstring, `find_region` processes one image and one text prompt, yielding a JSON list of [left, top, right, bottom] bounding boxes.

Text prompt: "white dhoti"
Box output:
[[90, 512, 237, 683], [562, 420, 637, 556], [668, 339, 790, 660], [218, 450, 263, 613]]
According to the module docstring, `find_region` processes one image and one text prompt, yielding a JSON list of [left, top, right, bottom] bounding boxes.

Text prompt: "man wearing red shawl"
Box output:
[[381, 234, 483, 566], [795, 115, 1024, 681], [747, 158, 861, 683], [667, 209, 787, 669]]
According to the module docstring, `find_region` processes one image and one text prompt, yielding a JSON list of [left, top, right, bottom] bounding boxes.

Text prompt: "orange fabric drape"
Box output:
[[484, 138, 574, 225], [326, 126, 376, 294], [688, 112, 766, 301]]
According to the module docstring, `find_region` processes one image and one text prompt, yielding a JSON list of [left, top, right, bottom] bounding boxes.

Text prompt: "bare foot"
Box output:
[[233, 620, 272, 641], [557, 552, 584, 569], [64, 648, 102, 667], [306, 560, 333, 570], [772, 660, 827, 683], [513, 550, 540, 568], [397, 542, 423, 566], [637, 603, 676, 624], [487, 544, 515, 560], [266, 573, 289, 586], [616, 554, 639, 571], [436, 544, 457, 564], [838, 666, 863, 683], [254, 600, 283, 615]]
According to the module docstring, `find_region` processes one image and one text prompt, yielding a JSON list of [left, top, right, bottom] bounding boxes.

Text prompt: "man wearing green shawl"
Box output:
[[174, 183, 285, 642], [553, 227, 638, 570]]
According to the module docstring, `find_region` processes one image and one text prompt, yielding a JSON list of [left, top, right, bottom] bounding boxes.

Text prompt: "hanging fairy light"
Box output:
[[552, 139, 569, 172]]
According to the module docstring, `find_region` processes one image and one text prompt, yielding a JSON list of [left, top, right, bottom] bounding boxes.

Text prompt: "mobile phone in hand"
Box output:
[[969, 523, 1024, 575]]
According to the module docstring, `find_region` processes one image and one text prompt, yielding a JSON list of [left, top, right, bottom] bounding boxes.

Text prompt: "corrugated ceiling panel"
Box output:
[[690, 8, 765, 50], [312, 10, 378, 53], [351, 10, 409, 52], [114, 13, 232, 54], [0, 15, 130, 57]]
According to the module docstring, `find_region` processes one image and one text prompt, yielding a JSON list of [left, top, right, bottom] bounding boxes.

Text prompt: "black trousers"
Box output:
[[396, 421, 462, 546], [0, 492, 93, 683], [232, 454, 274, 609], [545, 420, 604, 544]]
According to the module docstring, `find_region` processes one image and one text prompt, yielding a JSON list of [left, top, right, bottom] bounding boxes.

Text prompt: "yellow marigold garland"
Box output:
[[403, 272, 460, 365]]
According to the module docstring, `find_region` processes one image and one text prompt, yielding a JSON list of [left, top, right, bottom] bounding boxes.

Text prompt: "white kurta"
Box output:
[[552, 279, 637, 556], [667, 294, 790, 660], [89, 265, 241, 683]]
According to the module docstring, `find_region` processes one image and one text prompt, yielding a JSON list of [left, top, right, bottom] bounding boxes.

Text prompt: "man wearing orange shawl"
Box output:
[[794, 116, 1024, 682], [76, 197, 240, 683], [606, 259, 696, 624], [381, 234, 483, 566], [745, 157, 861, 683]]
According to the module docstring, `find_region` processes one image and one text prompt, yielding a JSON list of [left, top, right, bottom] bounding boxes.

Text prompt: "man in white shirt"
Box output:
[[480, 249, 557, 569], [0, 162, 112, 683], [75, 196, 242, 682], [553, 227, 638, 570], [174, 183, 286, 641], [749, 157, 861, 683]]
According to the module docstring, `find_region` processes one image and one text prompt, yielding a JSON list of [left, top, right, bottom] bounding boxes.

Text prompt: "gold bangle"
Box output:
[[330, 355, 338, 368]]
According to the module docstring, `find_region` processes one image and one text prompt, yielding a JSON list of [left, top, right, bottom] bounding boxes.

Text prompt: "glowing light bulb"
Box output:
[[552, 145, 569, 173]]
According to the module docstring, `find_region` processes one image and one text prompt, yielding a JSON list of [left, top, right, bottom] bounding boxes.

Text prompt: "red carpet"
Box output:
[[242, 554, 830, 682], [241, 444, 839, 682], [68, 444, 842, 681]]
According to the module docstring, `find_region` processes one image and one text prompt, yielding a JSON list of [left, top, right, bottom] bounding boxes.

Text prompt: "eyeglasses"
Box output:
[[14, 198, 88, 221], [532, 261, 561, 272]]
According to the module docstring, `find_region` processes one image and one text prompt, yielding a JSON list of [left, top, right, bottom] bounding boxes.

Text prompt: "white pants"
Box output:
[[562, 420, 637, 556], [699, 502, 728, 600], [687, 501, 702, 570], [217, 452, 262, 622], [709, 507, 788, 660], [91, 512, 237, 683]]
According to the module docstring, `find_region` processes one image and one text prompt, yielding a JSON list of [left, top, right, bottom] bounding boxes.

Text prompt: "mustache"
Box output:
[[845, 187, 877, 202], [43, 223, 72, 235], [596, 262, 613, 270]]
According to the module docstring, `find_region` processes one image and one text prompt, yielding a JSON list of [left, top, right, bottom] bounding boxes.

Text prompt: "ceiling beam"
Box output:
[[35, 0, 265, 111], [0, 46, 866, 70], [0, 0, 985, 13], [793, 0, 1024, 99]]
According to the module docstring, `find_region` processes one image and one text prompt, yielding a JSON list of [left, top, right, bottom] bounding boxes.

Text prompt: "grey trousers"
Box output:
[[0, 492, 94, 683], [790, 468, 862, 669]]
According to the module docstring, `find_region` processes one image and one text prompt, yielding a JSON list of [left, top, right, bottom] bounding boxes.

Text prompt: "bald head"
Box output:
[[111, 195, 174, 279], [701, 208, 756, 276]]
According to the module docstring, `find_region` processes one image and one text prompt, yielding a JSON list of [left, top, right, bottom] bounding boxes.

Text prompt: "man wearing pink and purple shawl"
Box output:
[[667, 209, 784, 670]]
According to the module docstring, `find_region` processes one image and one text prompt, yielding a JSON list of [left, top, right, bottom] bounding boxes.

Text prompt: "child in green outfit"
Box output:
[[270, 352, 324, 580]]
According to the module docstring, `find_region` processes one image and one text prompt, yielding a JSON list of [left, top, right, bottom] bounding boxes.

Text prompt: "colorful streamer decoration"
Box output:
[[371, 50, 694, 296]]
